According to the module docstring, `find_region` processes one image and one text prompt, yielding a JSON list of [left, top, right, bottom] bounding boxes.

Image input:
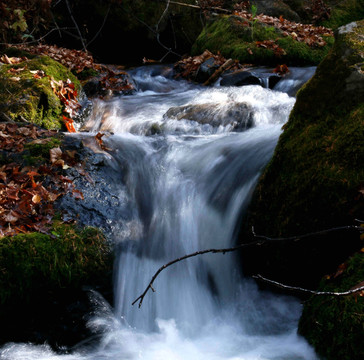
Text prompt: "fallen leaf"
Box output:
[[32, 194, 42, 204], [62, 116, 77, 133], [2, 211, 19, 223], [49, 147, 63, 164]]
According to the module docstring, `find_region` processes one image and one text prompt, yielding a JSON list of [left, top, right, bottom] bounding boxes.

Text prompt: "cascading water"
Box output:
[[0, 66, 319, 360]]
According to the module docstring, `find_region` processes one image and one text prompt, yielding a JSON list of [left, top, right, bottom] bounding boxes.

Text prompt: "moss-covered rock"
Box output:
[[298, 251, 364, 360], [0, 223, 111, 306], [251, 0, 305, 22], [192, 15, 334, 66], [323, 0, 364, 30], [0, 53, 81, 129], [0, 223, 112, 347], [240, 19, 364, 285]]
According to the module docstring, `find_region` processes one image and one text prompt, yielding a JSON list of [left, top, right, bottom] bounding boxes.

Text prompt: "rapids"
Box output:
[[0, 66, 318, 360]]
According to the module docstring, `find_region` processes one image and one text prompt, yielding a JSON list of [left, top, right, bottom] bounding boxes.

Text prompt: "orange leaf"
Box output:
[[62, 116, 77, 133], [32, 194, 42, 204]]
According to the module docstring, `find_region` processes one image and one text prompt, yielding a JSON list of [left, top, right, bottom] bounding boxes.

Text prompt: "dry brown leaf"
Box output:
[[49, 147, 63, 164], [32, 194, 42, 204]]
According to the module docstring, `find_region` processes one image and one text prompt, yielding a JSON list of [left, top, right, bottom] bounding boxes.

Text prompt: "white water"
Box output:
[[0, 66, 318, 360]]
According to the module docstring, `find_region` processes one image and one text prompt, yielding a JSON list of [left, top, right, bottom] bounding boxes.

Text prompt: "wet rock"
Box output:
[[195, 57, 220, 83], [164, 102, 254, 130], [83, 71, 137, 98], [220, 69, 282, 89], [55, 135, 133, 239], [268, 74, 281, 88], [220, 70, 261, 87]]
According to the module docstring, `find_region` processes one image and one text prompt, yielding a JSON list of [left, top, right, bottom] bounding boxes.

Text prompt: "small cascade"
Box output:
[[0, 65, 318, 360]]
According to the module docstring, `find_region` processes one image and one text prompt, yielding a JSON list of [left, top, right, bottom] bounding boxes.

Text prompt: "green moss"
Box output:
[[0, 223, 111, 306], [299, 252, 364, 360], [192, 15, 333, 65], [24, 137, 62, 158], [74, 67, 99, 81], [245, 19, 364, 237], [323, 0, 364, 30], [0, 55, 81, 129]]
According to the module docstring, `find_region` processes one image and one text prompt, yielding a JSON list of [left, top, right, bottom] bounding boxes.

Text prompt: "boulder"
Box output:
[[220, 70, 261, 87], [241, 19, 364, 286], [195, 57, 221, 83], [55, 135, 132, 238], [192, 15, 334, 66], [164, 102, 254, 130], [220, 69, 281, 88], [251, 0, 302, 22], [298, 252, 364, 360], [0, 52, 81, 130]]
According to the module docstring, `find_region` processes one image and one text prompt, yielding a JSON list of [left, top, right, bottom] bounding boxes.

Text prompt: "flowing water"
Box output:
[[0, 66, 318, 360]]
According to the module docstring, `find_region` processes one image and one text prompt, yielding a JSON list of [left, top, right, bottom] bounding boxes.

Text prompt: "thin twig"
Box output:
[[251, 224, 363, 242], [65, 0, 87, 52], [169, 1, 230, 13], [132, 224, 363, 307], [0, 27, 76, 46], [86, 4, 111, 47], [253, 274, 364, 296], [157, 0, 171, 30], [132, 239, 265, 307]]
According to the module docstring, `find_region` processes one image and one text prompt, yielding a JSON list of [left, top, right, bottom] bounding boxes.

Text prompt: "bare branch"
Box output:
[[169, 1, 230, 13], [252, 224, 363, 242], [253, 274, 364, 296], [132, 223, 363, 307], [86, 4, 111, 47], [157, 0, 171, 31], [65, 0, 87, 52], [0, 27, 77, 46], [132, 239, 265, 307]]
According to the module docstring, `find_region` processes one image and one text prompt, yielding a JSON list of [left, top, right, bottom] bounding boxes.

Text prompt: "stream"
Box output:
[[1, 66, 319, 360]]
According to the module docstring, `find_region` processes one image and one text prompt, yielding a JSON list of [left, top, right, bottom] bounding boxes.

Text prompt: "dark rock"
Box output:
[[195, 57, 220, 83], [83, 72, 137, 99], [55, 135, 133, 240], [241, 20, 364, 287], [268, 74, 281, 88], [251, 0, 301, 22], [220, 70, 261, 87]]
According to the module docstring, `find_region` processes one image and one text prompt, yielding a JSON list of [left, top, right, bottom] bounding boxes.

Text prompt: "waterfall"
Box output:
[[0, 66, 318, 360]]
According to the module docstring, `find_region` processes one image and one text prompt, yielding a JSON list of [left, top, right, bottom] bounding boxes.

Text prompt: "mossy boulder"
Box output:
[[0, 53, 81, 129], [192, 15, 334, 66], [240, 20, 364, 285], [251, 0, 305, 22], [298, 251, 364, 360], [323, 0, 364, 30], [0, 223, 113, 346], [0, 224, 111, 305]]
